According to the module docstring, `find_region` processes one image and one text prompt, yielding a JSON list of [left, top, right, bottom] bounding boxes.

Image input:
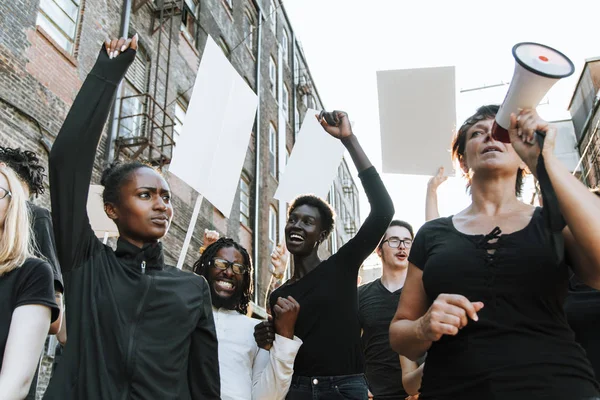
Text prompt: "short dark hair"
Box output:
[[100, 161, 154, 205], [193, 238, 253, 315], [451, 104, 526, 197], [380, 220, 414, 248], [0, 147, 45, 196], [288, 194, 336, 240]]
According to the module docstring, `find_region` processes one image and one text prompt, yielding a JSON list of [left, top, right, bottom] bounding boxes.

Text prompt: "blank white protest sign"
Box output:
[[274, 109, 345, 203], [168, 36, 258, 218], [87, 185, 118, 238], [377, 66, 456, 176]]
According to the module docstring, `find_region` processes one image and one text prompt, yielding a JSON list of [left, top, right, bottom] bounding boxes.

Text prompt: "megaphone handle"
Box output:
[[534, 130, 546, 149], [534, 129, 565, 263]]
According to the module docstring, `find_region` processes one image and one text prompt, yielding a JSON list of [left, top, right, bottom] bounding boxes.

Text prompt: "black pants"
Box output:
[[286, 373, 368, 400]]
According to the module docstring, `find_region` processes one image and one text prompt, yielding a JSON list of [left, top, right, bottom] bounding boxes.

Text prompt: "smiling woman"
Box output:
[[269, 110, 395, 400], [43, 36, 220, 400]]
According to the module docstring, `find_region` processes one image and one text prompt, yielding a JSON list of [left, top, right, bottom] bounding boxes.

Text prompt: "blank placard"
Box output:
[[377, 66, 456, 176], [87, 185, 118, 238], [168, 36, 258, 218], [274, 109, 345, 203]]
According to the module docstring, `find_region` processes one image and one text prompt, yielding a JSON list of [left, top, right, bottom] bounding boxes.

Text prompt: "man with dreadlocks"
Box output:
[[0, 146, 64, 399], [194, 238, 302, 399]]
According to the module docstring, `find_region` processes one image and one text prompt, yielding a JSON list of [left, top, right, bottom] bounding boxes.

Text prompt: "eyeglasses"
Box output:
[[0, 187, 11, 200], [210, 258, 248, 275], [383, 237, 412, 248]]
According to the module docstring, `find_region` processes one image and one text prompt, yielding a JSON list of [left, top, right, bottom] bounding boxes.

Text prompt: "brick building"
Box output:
[[0, 0, 360, 397], [569, 57, 600, 188], [568, 57, 600, 188]]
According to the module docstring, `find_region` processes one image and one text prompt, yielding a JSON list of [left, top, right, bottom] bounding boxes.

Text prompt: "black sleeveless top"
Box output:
[[409, 208, 599, 399]]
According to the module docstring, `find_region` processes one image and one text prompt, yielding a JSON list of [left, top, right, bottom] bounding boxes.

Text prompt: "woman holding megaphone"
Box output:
[[390, 104, 600, 399]]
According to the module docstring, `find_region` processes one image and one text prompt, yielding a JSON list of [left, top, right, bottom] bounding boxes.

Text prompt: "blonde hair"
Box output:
[[0, 165, 33, 276]]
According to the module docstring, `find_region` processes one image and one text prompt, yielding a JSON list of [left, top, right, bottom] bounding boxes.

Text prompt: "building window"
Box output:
[[281, 29, 289, 65], [243, 10, 255, 53], [269, 0, 277, 32], [173, 101, 187, 144], [282, 84, 289, 122], [240, 174, 250, 226], [269, 56, 277, 98], [36, 0, 81, 54], [181, 0, 198, 44], [269, 205, 278, 252], [269, 123, 277, 177], [119, 46, 149, 139], [217, 36, 230, 57]]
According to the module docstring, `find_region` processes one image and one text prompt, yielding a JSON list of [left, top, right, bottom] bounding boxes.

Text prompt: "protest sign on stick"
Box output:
[[169, 36, 258, 269]]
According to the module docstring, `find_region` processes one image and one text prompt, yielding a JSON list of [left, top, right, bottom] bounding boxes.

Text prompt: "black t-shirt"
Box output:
[[29, 202, 63, 292], [564, 275, 600, 381], [358, 278, 406, 399], [0, 258, 59, 370], [270, 167, 394, 377], [409, 208, 599, 399]]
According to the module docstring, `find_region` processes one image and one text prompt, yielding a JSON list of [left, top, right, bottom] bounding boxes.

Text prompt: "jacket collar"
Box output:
[[114, 238, 165, 271]]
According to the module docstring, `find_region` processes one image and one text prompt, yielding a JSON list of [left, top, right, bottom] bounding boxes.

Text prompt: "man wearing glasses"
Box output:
[[359, 220, 414, 399], [193, 237, 302, 399]]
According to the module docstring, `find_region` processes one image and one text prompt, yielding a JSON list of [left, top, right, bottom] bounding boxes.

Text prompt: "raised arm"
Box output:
[[49, 38, 137, 276], [508, 110, 600, 288], [425, 167, 447, 222], [188, 277, 220, 399], [317, 111, 394, 266]]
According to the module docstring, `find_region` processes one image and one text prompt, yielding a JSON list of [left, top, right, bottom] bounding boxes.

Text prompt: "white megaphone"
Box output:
[[492, 42, 575, 143]]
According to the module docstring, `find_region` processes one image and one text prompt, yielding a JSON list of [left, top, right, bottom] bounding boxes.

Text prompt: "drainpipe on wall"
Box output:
[[252, 1, 263, 304], [104, 0, 133, 165]]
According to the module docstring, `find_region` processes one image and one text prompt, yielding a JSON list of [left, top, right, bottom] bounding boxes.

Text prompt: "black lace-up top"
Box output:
[[409, 207, 599, 399]]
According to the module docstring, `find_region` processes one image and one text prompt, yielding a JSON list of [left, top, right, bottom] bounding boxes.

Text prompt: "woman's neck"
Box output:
[[469, 173, 522, 216], [292, 250, 322, 279]]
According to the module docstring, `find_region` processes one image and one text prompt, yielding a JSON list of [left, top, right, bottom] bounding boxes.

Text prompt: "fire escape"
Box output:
[[113, 0, 188, 167]]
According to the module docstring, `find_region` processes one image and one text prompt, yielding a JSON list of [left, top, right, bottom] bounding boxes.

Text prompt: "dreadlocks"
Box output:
[[193, 237, 253, 315], [0, 146, 45, 196]]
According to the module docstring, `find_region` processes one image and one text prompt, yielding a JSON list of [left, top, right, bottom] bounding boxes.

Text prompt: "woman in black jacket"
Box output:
[[44, 36, 220, 400]]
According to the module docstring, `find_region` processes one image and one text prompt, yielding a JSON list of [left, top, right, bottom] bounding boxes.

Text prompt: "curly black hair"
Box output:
[[288, 194, 336, 240], [100, 160, 154, 205], [193, 238, 253, 315], [0, 146, 46, 196], [451, 104, 526, 197]]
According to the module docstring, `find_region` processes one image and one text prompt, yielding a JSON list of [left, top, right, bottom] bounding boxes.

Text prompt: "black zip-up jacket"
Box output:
[[44, 47, 221, 399]]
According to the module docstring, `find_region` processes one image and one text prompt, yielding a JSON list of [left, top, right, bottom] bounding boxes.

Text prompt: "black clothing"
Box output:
[[565, 275, 600, 381], [270, 167, 394, 377], [44, 48, 220, 400], [0, 258, 59, 370], [358, 279, 406, 399], [409, 208, 599, 399], [27, 203, 62, 400], [29, 202, 63, 292]]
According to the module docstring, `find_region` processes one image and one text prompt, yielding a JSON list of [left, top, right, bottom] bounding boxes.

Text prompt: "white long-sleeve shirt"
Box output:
[[213, 307, 302, 400]]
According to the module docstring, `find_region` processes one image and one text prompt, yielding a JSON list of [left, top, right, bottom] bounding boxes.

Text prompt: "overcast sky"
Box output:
[[283, 0, 600, 231]]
